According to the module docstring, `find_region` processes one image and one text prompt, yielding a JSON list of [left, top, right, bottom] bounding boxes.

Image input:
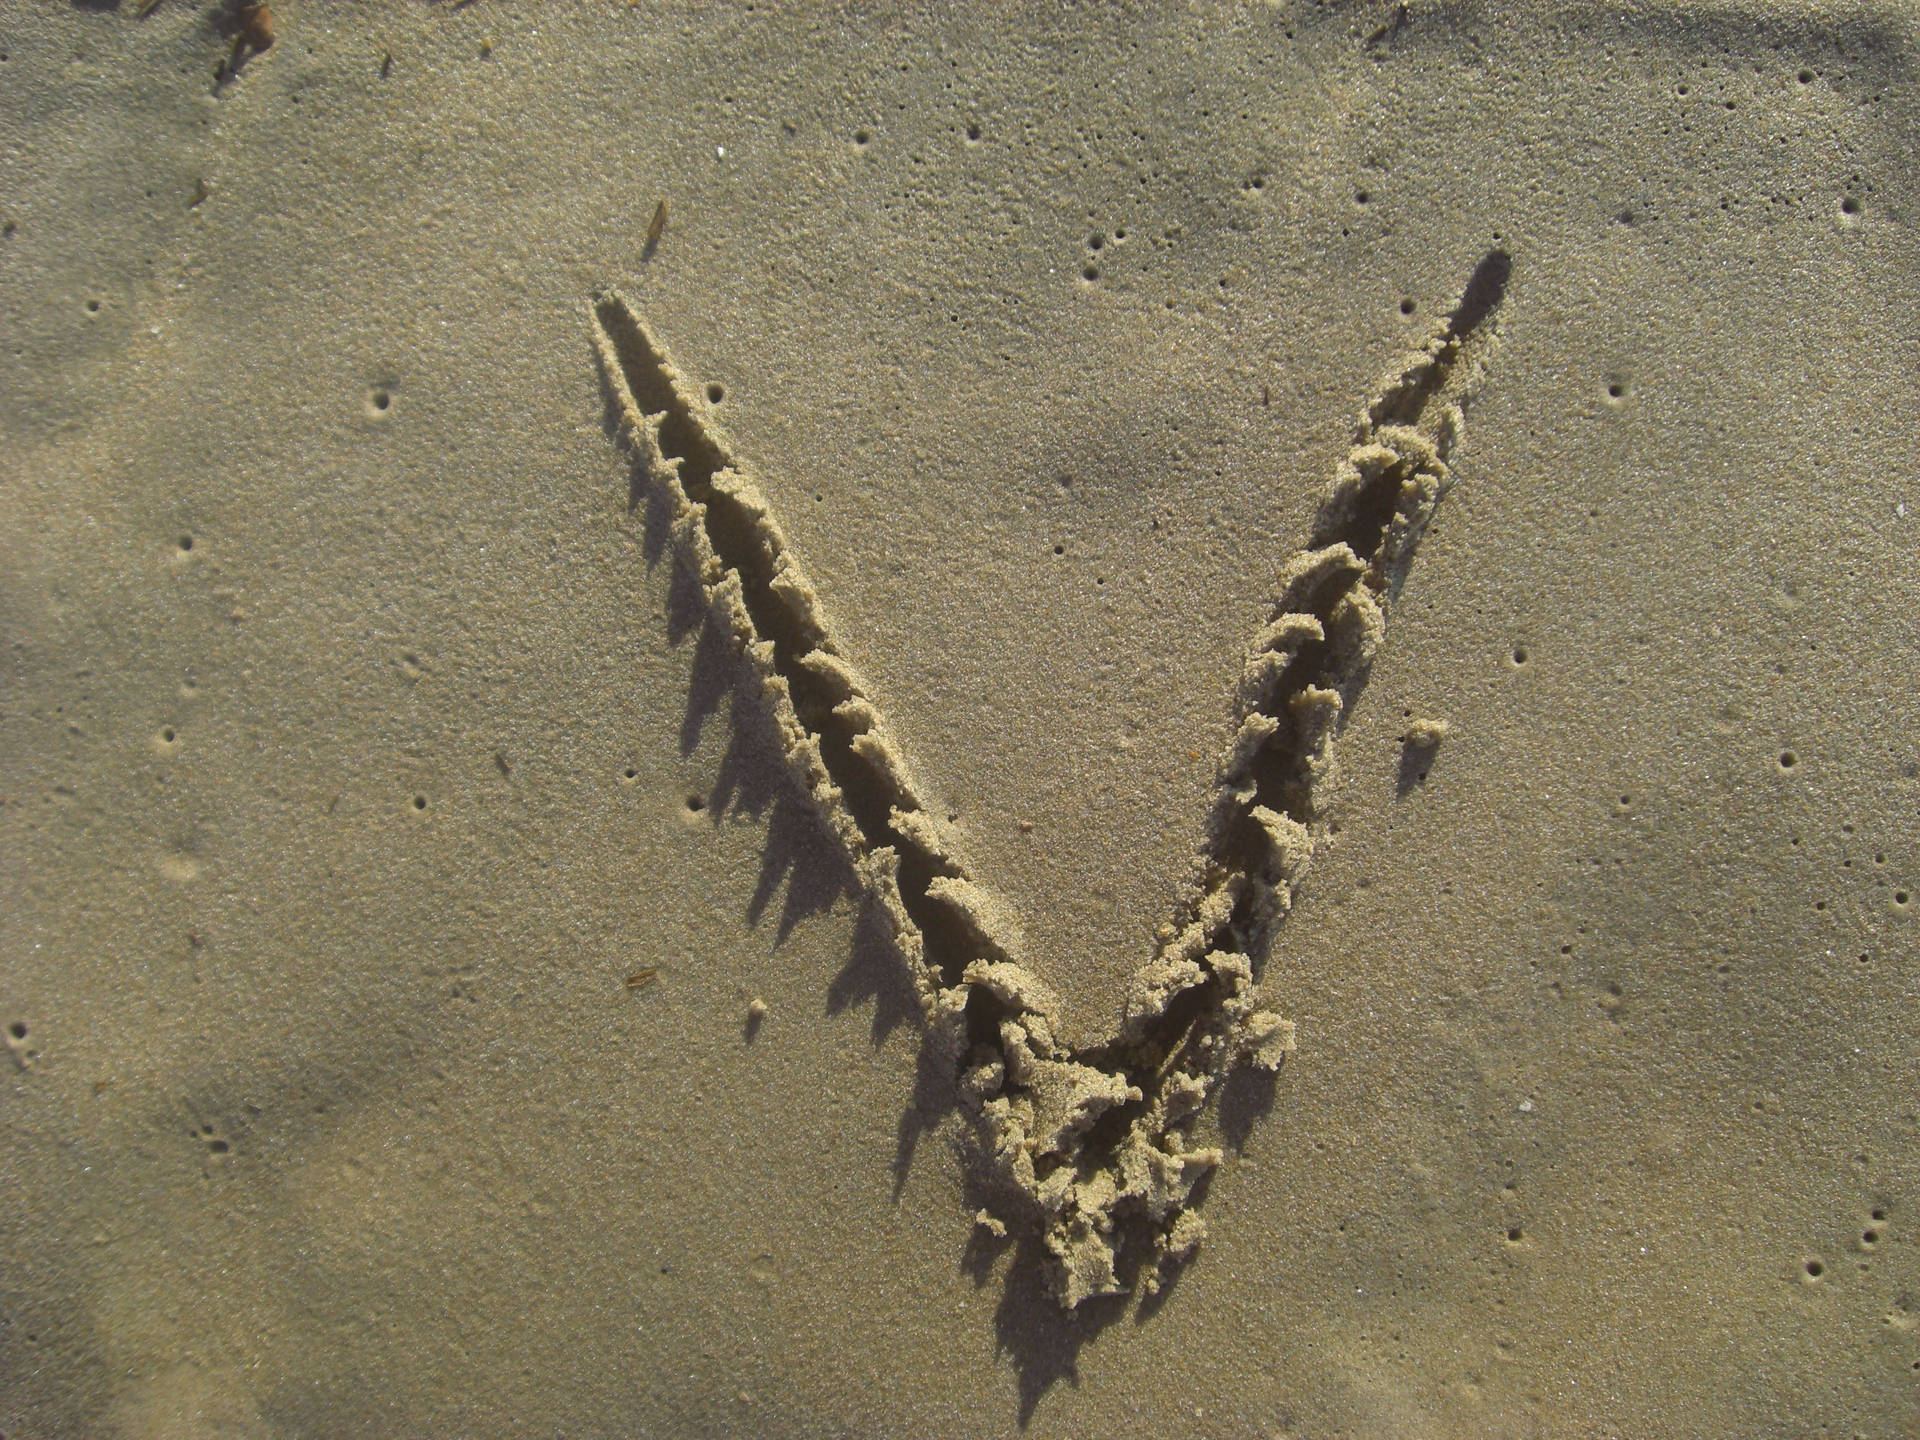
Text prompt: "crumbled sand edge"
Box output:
[[589, 248, 1507, 1305]]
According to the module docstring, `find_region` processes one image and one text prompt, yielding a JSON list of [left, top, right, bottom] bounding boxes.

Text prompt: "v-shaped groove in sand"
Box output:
[[591, 252, 1510, 1307]]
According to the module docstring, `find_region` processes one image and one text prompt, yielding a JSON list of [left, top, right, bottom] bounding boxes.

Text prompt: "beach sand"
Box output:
[[3, 2, 1917, 1434]]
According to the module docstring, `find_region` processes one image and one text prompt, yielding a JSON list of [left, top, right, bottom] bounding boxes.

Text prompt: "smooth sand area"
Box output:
[[3, 3, 1917, 1435]]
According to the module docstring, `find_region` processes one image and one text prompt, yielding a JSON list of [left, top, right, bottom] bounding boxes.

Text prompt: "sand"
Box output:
[[3, 2, 1917, 1435]]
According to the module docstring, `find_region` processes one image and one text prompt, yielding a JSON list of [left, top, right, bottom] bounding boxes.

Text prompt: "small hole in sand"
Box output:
[[1778, 751, 1797, 770], [1873, 1208, 1888, 1221], [1805, 1259, 1825, 1279], [1896, 891, 1911, 907], [1797, 69, 1814, 83], [1354, 189, 1370, 205], [1399, 297, 1415, 315], [1863, 1230, 1880, 1246], [411, 794, 428, 811], [8, 1022, 25, 1040], [1512, 646, 1529, 665], [706, 382, 725, 405], [85, 298, 101, 314], [1607, 382, 1625, 399], [853, 129, 871, 147], [1082, 265, 1099, 282], [686, 793, 707, 813], [371, 388, 392, 412], [161, 728, 177, 743], [1841, 196, 1860, 215], [1052, 544, 1065, 556], [209, 1138, 230, 1154], [1088, 233, 1105, 251], [177, 535, 194, 552], [965, 123, 981, 142], [621, 767, 638, 782], [1506, 1227, 1524, 1243]]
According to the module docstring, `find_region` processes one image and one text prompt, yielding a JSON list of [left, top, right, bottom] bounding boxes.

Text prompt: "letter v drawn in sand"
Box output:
[[591, 250, 1510, 1307]]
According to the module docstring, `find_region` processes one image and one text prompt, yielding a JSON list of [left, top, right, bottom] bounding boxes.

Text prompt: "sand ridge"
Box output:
[[591, 250, 1507, 1305]]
